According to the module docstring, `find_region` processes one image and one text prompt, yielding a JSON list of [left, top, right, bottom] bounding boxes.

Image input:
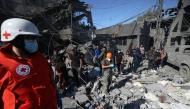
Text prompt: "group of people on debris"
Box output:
[[127, 45, 167, 73], [94, 45, 125, 94], [93, 44, 167, 95], [0, 18, 169, 108]]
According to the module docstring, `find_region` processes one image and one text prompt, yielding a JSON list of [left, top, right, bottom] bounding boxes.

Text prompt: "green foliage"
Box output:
[[137, 9, 160, 21]]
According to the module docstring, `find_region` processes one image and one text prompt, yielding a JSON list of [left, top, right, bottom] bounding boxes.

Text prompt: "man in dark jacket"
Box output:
[[147, 47, 156, 72], [115, 49, 124, 74], [51, 50, 58, 65], [68, 49, 83, 86], [132, 48, 143, 73]]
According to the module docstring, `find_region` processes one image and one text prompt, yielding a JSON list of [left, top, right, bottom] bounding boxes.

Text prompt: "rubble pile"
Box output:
[[61, 59, 190, 109]]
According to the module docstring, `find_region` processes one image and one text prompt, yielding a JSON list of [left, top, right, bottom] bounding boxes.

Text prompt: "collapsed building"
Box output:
[[0, 0, 94, 54], [95, 0, 190, 52]]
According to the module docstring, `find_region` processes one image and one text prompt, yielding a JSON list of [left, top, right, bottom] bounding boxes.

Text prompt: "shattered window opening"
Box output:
[[151, 22, 156, 29], [123, 39, 127, 45], [118, 39, 122, 45], [170, 38, 176, 46]]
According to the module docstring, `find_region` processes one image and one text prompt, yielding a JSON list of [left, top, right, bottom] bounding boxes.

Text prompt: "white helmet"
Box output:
[[1, 18, 41, 42]]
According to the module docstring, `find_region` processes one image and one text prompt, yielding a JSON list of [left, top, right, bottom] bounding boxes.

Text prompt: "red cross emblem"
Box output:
[[3, 31, 11, 39], [16, 64, 30, 76], [21, 68, 26, 72]]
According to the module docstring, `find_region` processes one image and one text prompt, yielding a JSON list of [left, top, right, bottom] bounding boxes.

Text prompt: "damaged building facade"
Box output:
[[95, 0, 190, 53], [0, 0, 94, 54], [95, 20, 150, 52]]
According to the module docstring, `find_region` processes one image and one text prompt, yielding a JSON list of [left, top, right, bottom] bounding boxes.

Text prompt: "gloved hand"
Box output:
[[109, 64, 114, 67], [56, 91, 62, 109]]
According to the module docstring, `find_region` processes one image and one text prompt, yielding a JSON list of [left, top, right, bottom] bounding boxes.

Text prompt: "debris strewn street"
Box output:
[[60, 58, 190, 109]]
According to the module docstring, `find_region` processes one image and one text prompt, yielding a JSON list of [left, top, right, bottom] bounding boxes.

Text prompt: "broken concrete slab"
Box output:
[[158, 102, 170, 109], [119, 87, 133, 99], [77, 85, 86, 94], [169, 103, 190, 109], [184, 92, 190, 100], [144, 92, 159, 101], [125, 82, 133, 89], [157, 80, 169, 86], [112, 89, 121, 95], [133, 82, 143, 87], [133, 78, 159, 84], [75, 94, 89, 105]]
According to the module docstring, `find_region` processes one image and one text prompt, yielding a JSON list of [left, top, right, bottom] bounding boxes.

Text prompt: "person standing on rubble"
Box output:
[[54, 56, 68, 90], [51, 50, 58, 65], [127, 45, 135, 71], [155, 49, 161, 70], [132, 48, 143, 73], [115, 49, 124, 74], [69, 49, 83, 86], [94, 45, 101, 57], [140, 45, 145, 58], [160, 48, 167, 69], [0, 18, 62, 109], [147, 47, 156, 72], [102, 52, 114, 95], [107, 45, 116, 65], [98, 46, 107, 76], [94, 45, 101, 68]]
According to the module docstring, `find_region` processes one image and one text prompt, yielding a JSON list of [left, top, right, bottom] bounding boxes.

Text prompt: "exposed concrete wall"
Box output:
[[117, 36, 137, 53]]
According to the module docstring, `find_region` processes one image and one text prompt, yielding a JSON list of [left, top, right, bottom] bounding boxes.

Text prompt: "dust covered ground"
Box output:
[[59, 59, 190, 109]]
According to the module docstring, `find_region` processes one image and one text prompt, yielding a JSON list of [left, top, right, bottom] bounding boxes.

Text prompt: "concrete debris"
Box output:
[[157, 80, 169, 86], [60, 59, 190, 109], [158, 102, 170, 109], [75, 93, 89, 105], [133, 82, 143, 87], [144, 92, 159, 101], [169, 103, 190, 109], [184, 92, 190, 100]]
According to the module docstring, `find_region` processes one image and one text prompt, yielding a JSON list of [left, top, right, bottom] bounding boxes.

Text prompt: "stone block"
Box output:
[[125, 82, 133, 89], [185, 92, 190, 100], [133, 82, 143, 87], [157, 80, 169, 86], [112, 89, 121, 95], [144, 92, 159, 101], [75, 94, 89, 104]]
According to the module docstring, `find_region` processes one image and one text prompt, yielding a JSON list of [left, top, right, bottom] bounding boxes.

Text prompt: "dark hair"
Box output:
[[103, 46, 107, 50], [55, 61, 66, 72], [71, 49, 76, 52], [160, 48, 164, 50]]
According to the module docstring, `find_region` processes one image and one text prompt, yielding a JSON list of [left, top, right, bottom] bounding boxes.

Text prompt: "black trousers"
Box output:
[[116, 62, 121, 72], [72, 67, 82, 85], [148, 59, 155, 70]]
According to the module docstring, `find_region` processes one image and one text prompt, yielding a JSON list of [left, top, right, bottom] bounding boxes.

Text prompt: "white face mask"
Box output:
[[118, 51, 121, 53], [107, 58, 111, 61]]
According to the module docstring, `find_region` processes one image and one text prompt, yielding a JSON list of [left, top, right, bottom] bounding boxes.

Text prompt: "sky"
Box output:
[[81, 0, 178, 29]]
